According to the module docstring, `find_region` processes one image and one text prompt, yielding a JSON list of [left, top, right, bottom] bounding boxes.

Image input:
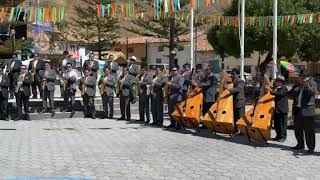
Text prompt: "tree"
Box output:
[[0, 38, 33, 54], [70, 0, 119, 59], [125, 1, 189, 68], [207, 0, 320, 67]]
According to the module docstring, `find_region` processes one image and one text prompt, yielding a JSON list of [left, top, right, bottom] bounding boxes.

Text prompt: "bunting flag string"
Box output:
[[0, 5, 65, 24]]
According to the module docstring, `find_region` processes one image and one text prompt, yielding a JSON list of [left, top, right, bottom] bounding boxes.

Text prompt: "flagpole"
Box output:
[[190, 7, 194, 69], [273, 0, 278, 79], [240, 0, 245, 80]]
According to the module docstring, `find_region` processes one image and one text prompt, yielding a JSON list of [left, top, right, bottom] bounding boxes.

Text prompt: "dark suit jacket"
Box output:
[[83, 60, 99, 77], [17, 73, 33, 97], [139, 74, 153, 95], [152, 75, 166, 97], [79, 76, 96, 97], [182, 70, 192, 91], [0, 75, 10, 98], [200, 73, 218, 103], [44, 69, 57, 92], [271, 85, 288, 114], [99, 74, 116, 96], [10, 60, 22, 74], [231, 78, 245, 108], [29, 59, 45, 82], [169, 74, 184, 102], [289, 80, 317, 117], [121, 74, 136, 97]]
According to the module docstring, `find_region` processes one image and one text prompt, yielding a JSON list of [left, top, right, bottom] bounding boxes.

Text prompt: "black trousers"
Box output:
[[31, 76, 43, 98], [15, 91, 29, 119], [64, 90, 75, 111], [0, 92, 8, 119], [120, 94, 130, 120], [139, 94, 150, 122], [168, 97, 181, 126], [234, 106, 245, 132], [42, 87, 55, 111], [203, 102, 214, 116], [102, 93, 114, 118], [293, 107, 316, 150], [274, 113, 288, 139], [83, 94, 95, 117], [151, 94, 163, 125]]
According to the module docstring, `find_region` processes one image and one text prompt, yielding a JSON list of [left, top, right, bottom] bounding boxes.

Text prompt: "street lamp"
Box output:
[[11, 29, 16, 54]]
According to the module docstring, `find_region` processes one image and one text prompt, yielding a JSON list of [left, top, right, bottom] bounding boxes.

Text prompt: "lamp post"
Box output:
[[11, 29, 16, 54]]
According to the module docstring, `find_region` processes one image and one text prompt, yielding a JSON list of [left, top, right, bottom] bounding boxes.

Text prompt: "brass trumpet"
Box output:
[[15, 74, 24, 93]]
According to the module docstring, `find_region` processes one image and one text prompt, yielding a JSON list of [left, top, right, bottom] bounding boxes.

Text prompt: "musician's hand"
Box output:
[[303, 79, 310, 88], [265, 86, 272, 92]]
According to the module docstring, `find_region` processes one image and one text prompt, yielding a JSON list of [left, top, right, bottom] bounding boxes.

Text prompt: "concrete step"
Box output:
[[13, 107, 140, 120]]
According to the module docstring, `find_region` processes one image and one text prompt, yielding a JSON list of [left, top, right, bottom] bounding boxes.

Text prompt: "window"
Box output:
[[158, 46, 164, 52], [156, 58, 162, 63], [244, 65, 252, 73], [128, 47, 134, 53]]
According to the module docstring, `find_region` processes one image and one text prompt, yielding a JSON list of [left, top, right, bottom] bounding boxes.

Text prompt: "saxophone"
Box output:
[[15, 74, 25, 93], [82, 77, 88, 96], [31, 61, 36, 81], [42, 71, 48, 90], [99, 75, 106, 96], [136, 75, 141, 96], [162, 76, 169, 104]]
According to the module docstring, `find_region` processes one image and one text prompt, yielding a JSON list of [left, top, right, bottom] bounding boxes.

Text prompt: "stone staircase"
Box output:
[[7, 97, 140, 120]]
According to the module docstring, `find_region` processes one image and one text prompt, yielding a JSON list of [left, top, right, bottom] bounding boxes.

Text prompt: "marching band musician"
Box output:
[[198, 65, 218, 116], [79, 69, 97, 119], [83, 53, 99, 78], [137, 68, 152, 124], [59, 51, 74, 98], [28, 53, 45, 99], [119, 66, 137, 121], [117, 68, 127, 120], [128, 56, 140, 77], [41, 62, 57, 117], [150, 68, 166, 126], [99, 67, 116, 119], [165, 66, 184, 129], [8, 55, 22, 99], [181, 63, 192, 101], [289, 70, 317, 153], [224, 68, 245, 135], [104, 55, 119, 75], [266, 75, 288, 142], [15, 65, 33, 121], [61, 63, 78, 117], [0, 67, 10, 120]]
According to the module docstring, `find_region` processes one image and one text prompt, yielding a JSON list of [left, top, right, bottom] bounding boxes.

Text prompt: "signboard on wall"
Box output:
[[27, 23, 52, 54]]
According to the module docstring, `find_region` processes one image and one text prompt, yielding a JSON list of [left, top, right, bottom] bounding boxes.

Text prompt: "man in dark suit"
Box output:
[[119, 66, 137, 121], [41, 62, 57, 117], [151, 68, 167, 126], [181, 63, 192, 101], [8, 55, 22, 99], [0, 67, 10, 120], [59, 52, 74, 98], [266, 75, 288, 142], [79, 69, 97, 119], [99, 67, 116, 119], [128, 56, 140, 77], [15, 65, 33, 121], [289, 71, 317, 153], [62, 63, 78, 117], [138, 68, 153, 124], [165, 66, 184, 129], [225, 68, 245, 134], [28, 53, 45, 99], [83, 53, 99, 78], [199, 65, 218, 115]]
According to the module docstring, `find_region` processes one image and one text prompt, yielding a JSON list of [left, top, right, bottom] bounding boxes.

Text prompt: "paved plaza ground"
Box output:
[[0, 116, 319, 180]]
